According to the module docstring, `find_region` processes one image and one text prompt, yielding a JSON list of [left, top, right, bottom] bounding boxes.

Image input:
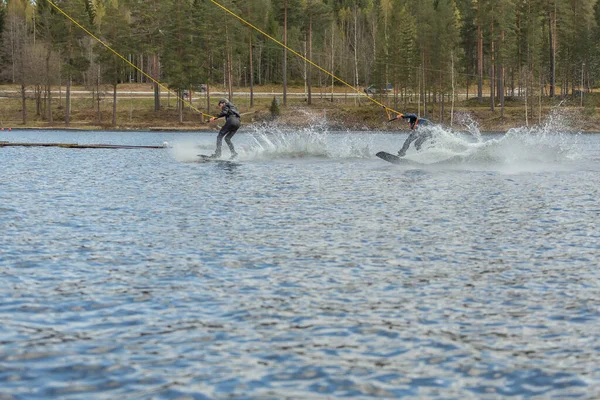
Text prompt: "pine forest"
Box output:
[[1, 0, 599, 126]]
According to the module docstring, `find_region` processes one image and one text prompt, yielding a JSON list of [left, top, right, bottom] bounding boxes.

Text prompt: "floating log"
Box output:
[[0, 142, 167, 149]]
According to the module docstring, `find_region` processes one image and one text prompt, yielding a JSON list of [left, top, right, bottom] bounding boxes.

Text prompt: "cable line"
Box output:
[[209, 0, 401, 119], [46, 0, 215, 120]]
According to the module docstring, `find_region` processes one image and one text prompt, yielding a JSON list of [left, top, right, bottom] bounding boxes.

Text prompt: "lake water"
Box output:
[[1, 123, 599, 399]]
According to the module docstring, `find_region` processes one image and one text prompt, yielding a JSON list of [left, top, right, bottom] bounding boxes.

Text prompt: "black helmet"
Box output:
[[218, 98, 228, 105]]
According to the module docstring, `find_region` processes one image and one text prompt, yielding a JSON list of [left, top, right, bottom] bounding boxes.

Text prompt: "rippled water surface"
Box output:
[[1, 126, 599, 399]]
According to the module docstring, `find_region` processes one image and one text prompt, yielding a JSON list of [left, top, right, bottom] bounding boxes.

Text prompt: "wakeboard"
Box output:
[[376, 151, 418, 165], [197, 154, 239, 164]]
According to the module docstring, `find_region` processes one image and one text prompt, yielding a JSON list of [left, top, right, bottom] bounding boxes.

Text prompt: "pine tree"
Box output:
[[96, 1, 132, 126], [269, 96, 280, 117], [431, 0, 461, 121], [303, 0, 333, 105], [273, 0, 303, 106], [494, 0, 517, 116], [46, 0, 93, 125], [387, 0, 417, 109], [36, 0, 64, 121], [0, 1, 5, 41], [124, 0, 169, 111], [160, 0, 209, 122], [2, 1, 29, 123], [455, 0, 477, 99], [2, 0, 599, 123]]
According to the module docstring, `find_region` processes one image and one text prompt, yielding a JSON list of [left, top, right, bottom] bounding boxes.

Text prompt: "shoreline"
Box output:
[[1, 94, 599, 133], [2, 112, 599, 133], [2, 124, 598, 133]]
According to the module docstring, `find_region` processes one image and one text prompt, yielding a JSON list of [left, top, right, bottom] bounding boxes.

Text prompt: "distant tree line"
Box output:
[[0, 0, 599, 125]]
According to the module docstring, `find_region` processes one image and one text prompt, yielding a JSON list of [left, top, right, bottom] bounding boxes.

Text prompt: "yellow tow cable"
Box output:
[[209, 0, 401, 120], [46, 0, 216, 121], [46, 0, 401, 122]]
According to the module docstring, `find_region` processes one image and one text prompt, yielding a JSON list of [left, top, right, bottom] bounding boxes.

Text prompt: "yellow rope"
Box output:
[[209, 0, 401, 119], [46, 0, 401, 121], [46, 0, 215, 120]]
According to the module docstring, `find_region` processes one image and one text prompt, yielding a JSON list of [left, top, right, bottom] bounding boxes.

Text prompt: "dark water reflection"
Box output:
[[1, 130, 599, 399]]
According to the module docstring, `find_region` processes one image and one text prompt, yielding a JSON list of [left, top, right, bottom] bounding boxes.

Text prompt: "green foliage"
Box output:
[[274, 0, 304, 28], [583, 102, 596, 117], [304, 0, 334, 32], [1, 0, 599, 99], [84, 0, 96, 26], [0, 1, 5, 40], [160, 0, 203, 91], [269, 96, 280, 117], [96, 2, 132, 86]]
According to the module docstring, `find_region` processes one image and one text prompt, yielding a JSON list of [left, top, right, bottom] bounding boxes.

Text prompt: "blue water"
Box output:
[[1, 125, 599, 399]]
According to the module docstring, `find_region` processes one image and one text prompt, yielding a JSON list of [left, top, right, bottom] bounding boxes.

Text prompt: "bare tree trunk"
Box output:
[[179, 91, 183, 124], [438, 70, 443, 122], [139, 54, 143, 83], [510, 66, 515, 97], [97, 68, 101, 123], [477, 2, 483, 103], [112, 83, 117, 127], [451, 50, 455, 126], [206, 83, 211, 116], [330, 25, 335, 102], [249, 30, 254, 107], [21, 84, 27, 125], [153, 55, 160, 111], [353, 4, 359, 105], [418, 64, 421, 116], [66, 75, 72, 126], [516, 13, 521, 98], [539, 73, 542, 124], [283, 0, 288, 106], [47, 84, 53, 123], [207, 54, 212, 116], [227, 39, 233, 101], [500, 29, 505, 118], [65, 24, 72, 126], [224, 26, 233, 102], [440, 92, 444, 123], [16, 19, 27, 125], [530, 59, 535, 119], [42, 88, 47, 119], [36, 86, 41, 116], [308, 13, 313, 106], [257, 43, 262, 86], [549, 2, 557, 98], [89, 50, 95, 109], [524, 66, 528, 126], [303, 41, 307, 100], [11, 16, 16, 83], [58, 51, 63, 109], [422, 51, 426, 117], [45, 44, 53, 122], [490, 15, 495, 112]]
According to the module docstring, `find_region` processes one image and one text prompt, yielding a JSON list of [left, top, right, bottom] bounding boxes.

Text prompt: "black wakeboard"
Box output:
[[197, 154, 239, 164], [375, 151, 419, 165]]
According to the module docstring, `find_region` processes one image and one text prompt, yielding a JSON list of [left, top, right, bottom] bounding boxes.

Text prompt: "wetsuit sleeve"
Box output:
[[401, 114, 417, 124], [216, 105, 230, 119]]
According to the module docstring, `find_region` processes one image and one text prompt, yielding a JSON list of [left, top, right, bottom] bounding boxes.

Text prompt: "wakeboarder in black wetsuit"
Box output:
[[395, 113, 432, 157], [209, 99, 241, 159]]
